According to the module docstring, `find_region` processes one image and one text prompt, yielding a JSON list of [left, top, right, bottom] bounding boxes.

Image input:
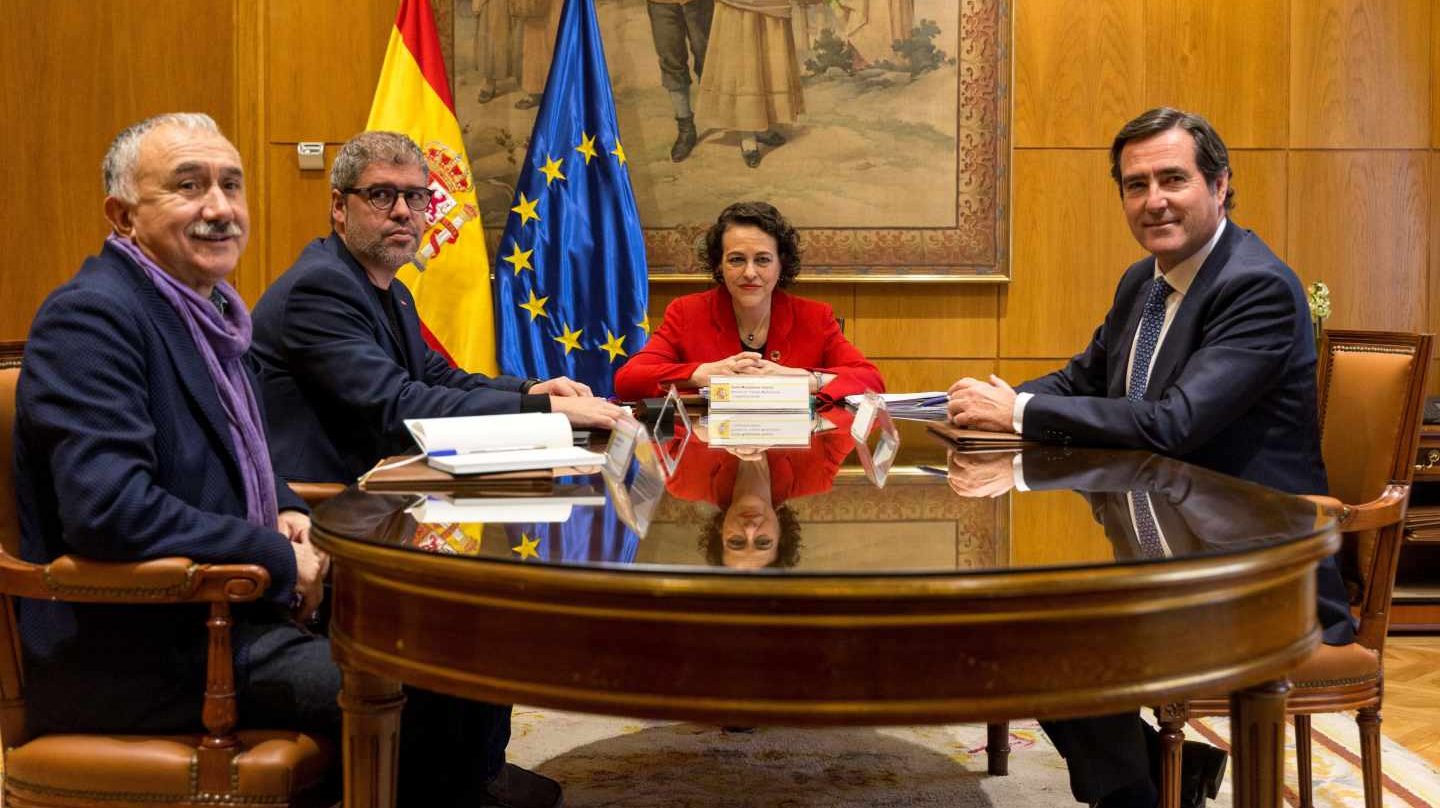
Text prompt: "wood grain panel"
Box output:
[[1014, 0, 1144, 147], [1290, 0, 1430, 148], [1227, 150, 1288, 262], [263, 145, 342, 300], [1001, 149, 1141, 357], [997, 359, 1069, 387], [646, 283, 713, 331], [267, 0, 398, 143], [1287, 151, 1427, 331], [871, 359, 996, 395], [853, 287, 998, 358], [794, 284, 856, 338], [1430, 360, 1440, 397], [1143, 0, 1288, 148], [0, 0, 237, 340], [1432, 151, 1440, 338]]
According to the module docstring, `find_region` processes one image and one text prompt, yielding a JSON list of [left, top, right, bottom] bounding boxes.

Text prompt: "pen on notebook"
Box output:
[[918, 395, 950, 407], [917, 465, 948, 476], [427, 445, 547, 457]]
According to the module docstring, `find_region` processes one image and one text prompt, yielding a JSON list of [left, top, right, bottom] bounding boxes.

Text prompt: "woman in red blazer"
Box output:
[[613, 202, 884, 405]]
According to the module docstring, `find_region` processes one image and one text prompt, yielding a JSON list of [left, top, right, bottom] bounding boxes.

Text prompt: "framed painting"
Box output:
[[442, 0, 1011, 281]]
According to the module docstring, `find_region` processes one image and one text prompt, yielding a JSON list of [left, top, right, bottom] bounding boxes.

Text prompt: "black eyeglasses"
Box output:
[[342, 185, 433, 212]]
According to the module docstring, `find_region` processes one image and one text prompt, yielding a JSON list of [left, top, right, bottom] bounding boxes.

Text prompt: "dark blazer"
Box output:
[[250, 234, 541, 483], [1018, 224, 1326, 496], [13, 242, 304, 733], [613, 286, 884, 405]]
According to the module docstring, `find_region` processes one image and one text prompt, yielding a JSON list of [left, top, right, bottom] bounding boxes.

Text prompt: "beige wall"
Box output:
[[3, 0, 1436, 392]]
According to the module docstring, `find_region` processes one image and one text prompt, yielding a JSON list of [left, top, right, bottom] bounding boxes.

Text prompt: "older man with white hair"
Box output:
[[14, 112, 563, 808]]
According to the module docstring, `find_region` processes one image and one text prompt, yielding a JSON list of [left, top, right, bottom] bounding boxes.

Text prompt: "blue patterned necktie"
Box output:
[[1128, 492, 1168, 558], [1127, 277, 1174, 401]]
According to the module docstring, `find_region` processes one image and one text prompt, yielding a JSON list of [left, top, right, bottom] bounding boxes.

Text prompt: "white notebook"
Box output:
[[405, 412, 605, 475]]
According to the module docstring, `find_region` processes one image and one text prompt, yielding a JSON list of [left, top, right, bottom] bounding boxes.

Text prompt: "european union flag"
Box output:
[[494, 0, 648, 397]]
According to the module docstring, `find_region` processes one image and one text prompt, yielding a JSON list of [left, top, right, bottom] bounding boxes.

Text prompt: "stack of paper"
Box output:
[[406, 412, 605, 475], [844, 391, 950, 421]]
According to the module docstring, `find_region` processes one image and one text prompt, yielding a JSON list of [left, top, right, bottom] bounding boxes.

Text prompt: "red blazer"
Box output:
[[614, 286, 884, 404]]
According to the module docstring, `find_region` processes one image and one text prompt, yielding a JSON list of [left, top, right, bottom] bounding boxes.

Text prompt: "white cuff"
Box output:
[[1012, 452, 1029, 492], [1012, 391, 1033, 435]]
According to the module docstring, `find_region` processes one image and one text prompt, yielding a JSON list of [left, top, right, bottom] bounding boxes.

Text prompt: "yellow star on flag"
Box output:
[[512, 533, 540, 561], [553, 323, 584, 355], [519, 289, 549, 321], [511, 192, 541, 227], [636, 313, 651, 335], [599, 328, 628, 362], [502, 241, 534, 274], [539, 154, 567, 186], [610, 140, 627, 166], [575, 132, 598, 165]]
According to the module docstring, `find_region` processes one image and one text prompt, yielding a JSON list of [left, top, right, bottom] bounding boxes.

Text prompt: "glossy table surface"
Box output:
[[313, 412, 1338, 808]]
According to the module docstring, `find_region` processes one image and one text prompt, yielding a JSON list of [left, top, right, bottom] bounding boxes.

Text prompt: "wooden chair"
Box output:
[[0, 340, 335, 807], [986, 329, 1433, 808], [1157, 329, 1433, 808]]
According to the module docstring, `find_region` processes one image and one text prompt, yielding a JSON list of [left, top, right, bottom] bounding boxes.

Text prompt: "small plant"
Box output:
[[804, 27, 857, 76], [1307, 281, 1331, 349], [882, 19, 950, 76]]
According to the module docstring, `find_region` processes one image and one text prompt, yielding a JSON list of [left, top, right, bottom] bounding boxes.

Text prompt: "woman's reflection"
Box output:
[[667, 409, 855, 568]]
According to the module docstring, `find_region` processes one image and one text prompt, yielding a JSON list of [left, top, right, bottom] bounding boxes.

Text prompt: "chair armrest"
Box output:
[[0, 552, 269, 604], [1335, 483, 1410, 532]]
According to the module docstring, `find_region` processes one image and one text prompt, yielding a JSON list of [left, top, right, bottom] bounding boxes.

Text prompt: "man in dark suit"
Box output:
[[250, 130, 621, 485], [944, 107, 1354, 808], [14, 110, 333, 762]]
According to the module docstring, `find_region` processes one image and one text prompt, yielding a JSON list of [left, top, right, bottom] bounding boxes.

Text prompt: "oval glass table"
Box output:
[[311, 416, 1338, 808]]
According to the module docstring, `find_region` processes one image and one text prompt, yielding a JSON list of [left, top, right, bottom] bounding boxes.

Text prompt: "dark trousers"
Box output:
[[1041, 556, 1356, 802], [647, 0, 714, 91], [235, 620, 511, 807]]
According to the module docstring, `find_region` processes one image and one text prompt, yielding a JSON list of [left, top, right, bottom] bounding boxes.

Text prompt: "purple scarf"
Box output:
[[108, 235, 278, 530]]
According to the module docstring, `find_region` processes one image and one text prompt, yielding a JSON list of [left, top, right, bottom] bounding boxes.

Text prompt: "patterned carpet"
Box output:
[[508, 709, 1440, 807]]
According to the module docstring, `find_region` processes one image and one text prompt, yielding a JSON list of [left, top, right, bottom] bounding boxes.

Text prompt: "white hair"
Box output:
[[102, 112, 222, 203]]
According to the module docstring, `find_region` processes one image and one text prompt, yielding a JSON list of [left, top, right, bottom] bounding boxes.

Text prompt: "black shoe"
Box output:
[[1179, 741, 1227, 808], [480, 763, 563, 808], [671, 115, 697, 162], [514, 93, 542, 110], [755, 128, 786, 147], [741, 146, 761, 168]]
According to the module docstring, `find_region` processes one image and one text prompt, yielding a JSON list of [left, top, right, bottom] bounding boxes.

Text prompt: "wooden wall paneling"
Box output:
[[1143, 0, 1289, 149], [265, 145, 341, 298], [267, 0, 398, 144], [1013, 0, 1145, 147], [0, 0, 239, 341], [1000, 149, 1141, 357], [795, 284, 856, 339], [1431, 151, 1440, 340], [646, 283, 712, 330], [997, 359, 1068, 387], [870, 359, 996, 395], [1290, 0, 1430, 148], [1287, 151, 1427, 331], [1431, 360, 1440, 397], [852, 287, 998, 358], [233, 0, 267, 305], [1227, 150, 1288, 262]]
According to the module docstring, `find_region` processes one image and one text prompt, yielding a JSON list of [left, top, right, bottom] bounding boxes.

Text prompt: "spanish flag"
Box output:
[[367, 0, 497, 374]]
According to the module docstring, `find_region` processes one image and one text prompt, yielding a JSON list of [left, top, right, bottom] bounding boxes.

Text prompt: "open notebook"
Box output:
[[405, 412, 604, 475]]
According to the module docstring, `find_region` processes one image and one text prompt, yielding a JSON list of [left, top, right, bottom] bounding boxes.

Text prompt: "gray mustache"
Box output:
[[188, 220, 244, 238]]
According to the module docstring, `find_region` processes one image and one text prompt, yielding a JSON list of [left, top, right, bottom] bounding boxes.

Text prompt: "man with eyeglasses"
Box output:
[[250, 130, 616, 807], [252, 130, 621, 490]]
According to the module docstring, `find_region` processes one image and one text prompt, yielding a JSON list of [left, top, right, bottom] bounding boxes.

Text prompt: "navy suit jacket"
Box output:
[[1018, 224, 1327, 496], [250, 234, 541, 483], [13, 242, 304, 732]]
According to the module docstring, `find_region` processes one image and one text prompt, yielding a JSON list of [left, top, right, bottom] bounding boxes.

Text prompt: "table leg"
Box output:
[[1230, 679, 1290, 808], [339, 666, 405, 808], [1155, 703, 1189, 808]]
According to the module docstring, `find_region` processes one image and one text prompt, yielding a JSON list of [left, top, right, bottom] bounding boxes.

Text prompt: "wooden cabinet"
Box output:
[[1395, 423, 1440, 631]]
